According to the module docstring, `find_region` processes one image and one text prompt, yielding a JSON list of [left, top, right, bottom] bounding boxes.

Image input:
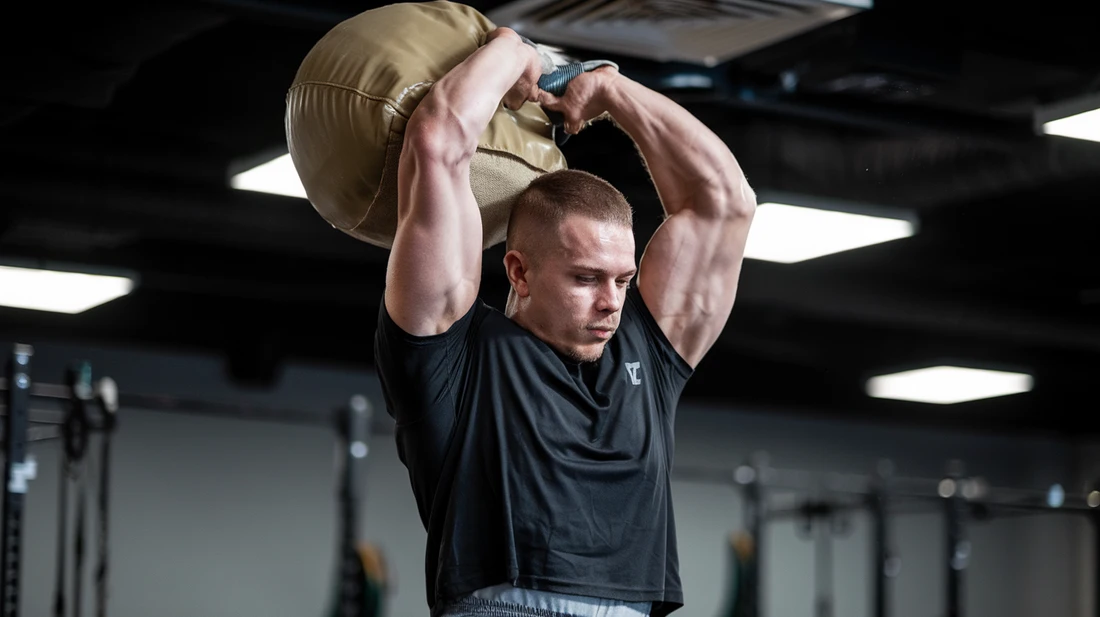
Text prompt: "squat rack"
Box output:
[[675, 453, 1100, 617], [2, 344, 41, 617], [0, 342, 382, 617]]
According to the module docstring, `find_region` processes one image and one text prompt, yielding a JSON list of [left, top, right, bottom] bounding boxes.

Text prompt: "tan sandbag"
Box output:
[[285, 0, 567, 250]]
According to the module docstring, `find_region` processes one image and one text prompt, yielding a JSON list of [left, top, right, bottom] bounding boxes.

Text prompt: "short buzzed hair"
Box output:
[[506, 169, 633, 261]]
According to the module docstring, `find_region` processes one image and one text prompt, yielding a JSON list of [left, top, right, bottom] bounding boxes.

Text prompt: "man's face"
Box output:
[[525, 215, 636, 363]]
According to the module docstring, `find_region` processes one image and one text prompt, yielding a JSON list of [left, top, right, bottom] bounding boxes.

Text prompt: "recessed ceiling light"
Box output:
[[1035, 93, 1100, 143], [1041, 107, 1100, 143], [0, 264, 136, 314], [230, 153, 307, 199], [744, 202, 915, 263], [866, 366, 1033, 404]]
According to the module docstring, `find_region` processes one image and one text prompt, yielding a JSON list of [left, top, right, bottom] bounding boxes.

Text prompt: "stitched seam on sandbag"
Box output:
[[289, 80, 430, 119], [358, 135, 400, 232], [473, 145, 564, 174]]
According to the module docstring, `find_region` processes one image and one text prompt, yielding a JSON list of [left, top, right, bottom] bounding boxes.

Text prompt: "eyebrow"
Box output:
[[573, 265, 637, 278]]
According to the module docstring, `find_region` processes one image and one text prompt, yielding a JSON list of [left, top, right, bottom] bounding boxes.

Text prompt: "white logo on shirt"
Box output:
[[625, 362, 642, 385]]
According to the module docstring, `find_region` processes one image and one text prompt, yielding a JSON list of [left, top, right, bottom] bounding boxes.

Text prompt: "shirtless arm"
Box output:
[[385, 28, 545, 336], [540, 71, 756, 368]]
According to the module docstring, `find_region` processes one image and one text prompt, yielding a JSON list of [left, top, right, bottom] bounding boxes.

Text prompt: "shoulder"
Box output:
[[376, 293, 493, 352]]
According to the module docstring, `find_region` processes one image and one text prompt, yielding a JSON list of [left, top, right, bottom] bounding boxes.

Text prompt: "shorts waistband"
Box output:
[[441, 595, 576, 617], [440, 584, 652, 617]]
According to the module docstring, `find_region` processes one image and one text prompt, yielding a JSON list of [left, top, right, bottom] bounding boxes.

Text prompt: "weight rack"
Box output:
[[676, 455, 1100, 617], [2, 344, 34, 617]]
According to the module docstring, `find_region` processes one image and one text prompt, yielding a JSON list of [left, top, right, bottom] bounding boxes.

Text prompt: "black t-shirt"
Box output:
[[374, 286, 693, 617]]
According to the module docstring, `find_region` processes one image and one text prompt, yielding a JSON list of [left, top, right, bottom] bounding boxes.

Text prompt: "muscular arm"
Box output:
[[548, 73, 756, 368], [618, 77, 756, 368], [385, 29, 543, 336]]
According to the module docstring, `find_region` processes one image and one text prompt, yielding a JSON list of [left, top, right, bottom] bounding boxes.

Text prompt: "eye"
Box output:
[[576, 275, 597, 283], [616, 279, 630, 288]]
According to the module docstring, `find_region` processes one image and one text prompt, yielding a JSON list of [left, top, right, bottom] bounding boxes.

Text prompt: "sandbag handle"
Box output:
[[537, 61, 618, 146], [538, 60, 618, 97], [515, 34, 617, 147]]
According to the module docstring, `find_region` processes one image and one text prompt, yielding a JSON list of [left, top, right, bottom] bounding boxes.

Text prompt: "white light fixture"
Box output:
[[1041, 108, 1100, 143], [230, 153, 307, 199], [866, 366, 1033, 405], [1036, 93, 1100, 143], [744, 202, 915, 263], [0, 264, 135, 314]]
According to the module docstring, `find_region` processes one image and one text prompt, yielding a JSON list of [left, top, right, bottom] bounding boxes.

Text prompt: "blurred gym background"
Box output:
[[2, 1, 1098, 616]]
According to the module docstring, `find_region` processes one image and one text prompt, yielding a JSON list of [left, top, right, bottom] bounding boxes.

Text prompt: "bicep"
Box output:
[[385, 133, 484, 337], [637, 205, 754, 368]]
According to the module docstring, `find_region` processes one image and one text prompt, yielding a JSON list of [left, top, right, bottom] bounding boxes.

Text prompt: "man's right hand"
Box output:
[[485, 28, 546, 112]]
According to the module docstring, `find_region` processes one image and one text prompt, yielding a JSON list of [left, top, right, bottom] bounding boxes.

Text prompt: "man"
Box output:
[[374, 26, 756, 617]]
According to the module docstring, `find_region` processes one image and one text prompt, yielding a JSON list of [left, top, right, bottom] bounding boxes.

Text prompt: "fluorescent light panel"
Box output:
[[230, 153, 307, 199], [1042, 107, 1100, 143], [744, 202, 914, 263], [0, 265, 134, 314], [866, 366, 1033, 404]]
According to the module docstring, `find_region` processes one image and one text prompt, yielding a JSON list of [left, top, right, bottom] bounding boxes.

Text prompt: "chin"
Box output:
[[566, 344, 605, 364]]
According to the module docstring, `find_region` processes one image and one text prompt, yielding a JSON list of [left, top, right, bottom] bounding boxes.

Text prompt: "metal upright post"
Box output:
[[868, 460, 892, 617], [735, 454, 766, 617], [747, 477, 762, 617], [1091, 485, 1100, 617], [1, 345, 35, 617], [943, 461, 968, 617], [335, 395, 372, 617]]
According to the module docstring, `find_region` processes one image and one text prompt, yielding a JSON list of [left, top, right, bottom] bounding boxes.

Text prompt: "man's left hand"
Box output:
[[537, 66, 620, 135]]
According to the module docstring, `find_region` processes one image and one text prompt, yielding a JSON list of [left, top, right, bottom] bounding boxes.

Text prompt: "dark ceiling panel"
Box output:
[[1, 0, 1097, 436]]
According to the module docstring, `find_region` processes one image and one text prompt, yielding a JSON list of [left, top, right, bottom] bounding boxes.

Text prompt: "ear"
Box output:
[[503, 250, 531, 298]]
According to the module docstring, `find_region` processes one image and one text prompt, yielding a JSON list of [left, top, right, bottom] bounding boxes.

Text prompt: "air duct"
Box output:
[[488, 0, 869, 66]]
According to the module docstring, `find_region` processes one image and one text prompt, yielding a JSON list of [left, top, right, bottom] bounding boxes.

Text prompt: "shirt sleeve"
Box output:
[[373, 296, 480, 428], [624, 287, 694, 396], [373, 296, 483, 527]]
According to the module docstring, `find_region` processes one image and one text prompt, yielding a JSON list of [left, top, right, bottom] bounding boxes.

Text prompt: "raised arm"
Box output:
[[385, 28, 545, 336], [540, 71, 756, 368]]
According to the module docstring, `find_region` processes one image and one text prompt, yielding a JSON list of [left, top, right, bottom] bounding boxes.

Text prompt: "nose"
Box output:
[[595, 279, 622, 314]]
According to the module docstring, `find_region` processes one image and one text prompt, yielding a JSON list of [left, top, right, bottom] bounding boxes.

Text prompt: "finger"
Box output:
[[537, 89, 561, 108], [502, 91, 526, 111]]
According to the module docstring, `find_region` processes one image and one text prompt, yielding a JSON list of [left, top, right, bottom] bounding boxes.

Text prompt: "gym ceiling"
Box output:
[[2, 0, 1097, 437]]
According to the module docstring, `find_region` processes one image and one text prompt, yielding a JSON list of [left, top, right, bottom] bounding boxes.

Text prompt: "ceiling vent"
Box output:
[[488, 0, 869, 66]]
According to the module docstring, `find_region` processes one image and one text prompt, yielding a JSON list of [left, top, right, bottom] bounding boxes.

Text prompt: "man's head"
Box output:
[[503, 169, 635, 363]]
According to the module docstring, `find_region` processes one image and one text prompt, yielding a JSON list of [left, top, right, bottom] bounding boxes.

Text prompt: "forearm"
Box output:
[[408, 29, 540, 159], [602, 75, 752, 218]]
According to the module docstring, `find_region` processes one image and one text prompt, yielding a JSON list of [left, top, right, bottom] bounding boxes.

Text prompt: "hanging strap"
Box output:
[[72, 469, 86, 617], [94, 430, 111, 617], [52, 456, 69, 617], [55, 364, 93, 617], [94, 378, 118, 617]]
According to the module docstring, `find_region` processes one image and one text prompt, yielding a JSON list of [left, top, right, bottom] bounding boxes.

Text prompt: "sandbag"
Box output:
[[285, 1, 568, 250]]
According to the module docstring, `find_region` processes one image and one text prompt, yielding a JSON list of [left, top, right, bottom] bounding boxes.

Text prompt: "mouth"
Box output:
[[587, 327, 615, 340]]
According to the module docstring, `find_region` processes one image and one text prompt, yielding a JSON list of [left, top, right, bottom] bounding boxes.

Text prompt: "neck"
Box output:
[[505, 288, 520, 318], [508, 301, 557, 353], [509, 305, 595, 366], [508, 302, 537, 335]]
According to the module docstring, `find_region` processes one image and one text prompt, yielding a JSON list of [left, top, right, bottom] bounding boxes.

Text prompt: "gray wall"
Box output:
[[4, 340, 1088, 617]]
